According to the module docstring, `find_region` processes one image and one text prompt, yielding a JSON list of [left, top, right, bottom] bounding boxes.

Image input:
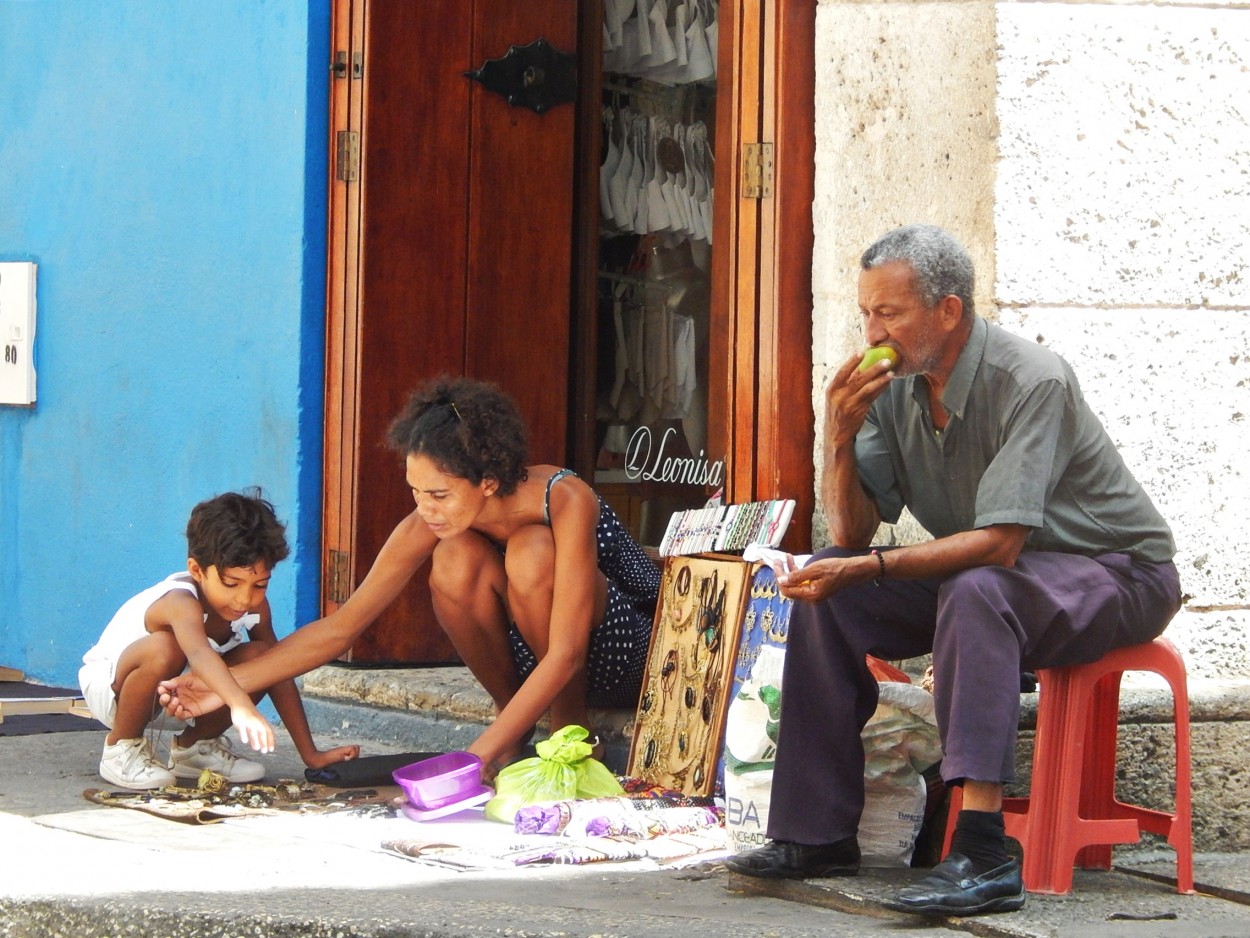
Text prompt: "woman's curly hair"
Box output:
[[386, 376, 529, 495]]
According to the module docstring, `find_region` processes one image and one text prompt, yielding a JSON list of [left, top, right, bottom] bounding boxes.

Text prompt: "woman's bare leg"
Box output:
[[429, 531, 520, 713], [505, 524, 608, 742]]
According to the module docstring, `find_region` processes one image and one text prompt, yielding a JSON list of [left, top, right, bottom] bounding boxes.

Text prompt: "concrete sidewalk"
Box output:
[[3, 726, 1250, 938]]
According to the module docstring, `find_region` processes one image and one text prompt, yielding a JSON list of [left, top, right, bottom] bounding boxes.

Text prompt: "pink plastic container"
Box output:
[[392, 752, 486, 811]]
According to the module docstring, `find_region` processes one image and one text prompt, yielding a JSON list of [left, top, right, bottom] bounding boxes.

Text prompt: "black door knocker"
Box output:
[[464, 37, 577, 115]]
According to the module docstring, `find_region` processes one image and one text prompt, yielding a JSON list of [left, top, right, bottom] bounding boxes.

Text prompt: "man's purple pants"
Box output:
[[765, 548, 1181, 845]]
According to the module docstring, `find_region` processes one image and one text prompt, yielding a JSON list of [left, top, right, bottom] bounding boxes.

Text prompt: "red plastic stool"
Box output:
[[942, 637, 1193, 895]]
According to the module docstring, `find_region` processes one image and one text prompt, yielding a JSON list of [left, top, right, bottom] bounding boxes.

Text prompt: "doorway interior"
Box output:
[[321, 0, 815, 664]]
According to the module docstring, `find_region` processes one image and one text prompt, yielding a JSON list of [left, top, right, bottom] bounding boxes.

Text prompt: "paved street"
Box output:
[[2, 726, 1250, 938]]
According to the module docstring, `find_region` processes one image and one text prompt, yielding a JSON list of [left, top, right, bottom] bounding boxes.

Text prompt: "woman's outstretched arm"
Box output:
[[160, 510, 437, 719]]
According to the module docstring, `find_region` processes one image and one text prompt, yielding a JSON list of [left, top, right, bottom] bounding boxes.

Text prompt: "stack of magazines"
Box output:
[[658, 499, 795, 557]]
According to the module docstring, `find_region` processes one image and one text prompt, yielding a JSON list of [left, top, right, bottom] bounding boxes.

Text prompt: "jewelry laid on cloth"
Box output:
[[84, 776, 394, 825], [659, 647, 679, 696]]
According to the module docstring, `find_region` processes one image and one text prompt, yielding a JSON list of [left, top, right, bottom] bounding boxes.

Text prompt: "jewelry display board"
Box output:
[[628, 554, 756, 795]]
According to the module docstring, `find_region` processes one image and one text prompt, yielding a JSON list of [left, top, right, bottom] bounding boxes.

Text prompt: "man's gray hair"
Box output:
[[860, 224, 975, 319]]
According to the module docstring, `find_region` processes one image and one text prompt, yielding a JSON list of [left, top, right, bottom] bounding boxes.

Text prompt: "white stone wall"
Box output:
[[995, 4, 1250, 679], [811, 1, 1250, 681], [811, 0, 998, 545]]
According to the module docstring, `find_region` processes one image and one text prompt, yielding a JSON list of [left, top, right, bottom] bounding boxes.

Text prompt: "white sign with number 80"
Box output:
[[0, 262, 37, 406]]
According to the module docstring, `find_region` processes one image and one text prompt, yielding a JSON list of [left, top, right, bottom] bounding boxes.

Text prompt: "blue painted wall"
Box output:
[[0, 1, 331, 687]]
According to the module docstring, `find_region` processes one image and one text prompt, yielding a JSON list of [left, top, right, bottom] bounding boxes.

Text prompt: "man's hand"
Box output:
[[777, 556, 858, 604], [766, 552, 799, 581], [825, 350, 894, 452], [157, 673, 223, 721]]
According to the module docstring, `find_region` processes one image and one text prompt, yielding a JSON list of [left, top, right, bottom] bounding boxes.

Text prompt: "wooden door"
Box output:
[[324, 0, 579, 662], [323, 0, 815, 664], [702, 0, 815, 550]]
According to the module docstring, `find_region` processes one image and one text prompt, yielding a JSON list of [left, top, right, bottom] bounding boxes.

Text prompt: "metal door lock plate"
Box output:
[[464, 37, 576, 115]]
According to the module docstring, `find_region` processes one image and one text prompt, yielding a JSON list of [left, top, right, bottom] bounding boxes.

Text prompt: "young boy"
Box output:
[[79, 490, 359, 790]]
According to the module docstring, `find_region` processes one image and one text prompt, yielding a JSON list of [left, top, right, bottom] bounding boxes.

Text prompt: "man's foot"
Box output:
[[885, 853, 1024, 916], [724, 837, 861, 879], [169, 735, 265, 783], [99, 737, 176, 790]]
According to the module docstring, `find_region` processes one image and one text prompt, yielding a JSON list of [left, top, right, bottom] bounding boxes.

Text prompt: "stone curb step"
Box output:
[[300, 663, 638, 771]]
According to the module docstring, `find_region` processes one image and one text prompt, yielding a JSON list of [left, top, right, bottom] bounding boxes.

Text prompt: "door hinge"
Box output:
[[327, 549, 352, 604], [743, 142, 774, 199], [330, 51, 363, 79], [335, 130, 360, 183]]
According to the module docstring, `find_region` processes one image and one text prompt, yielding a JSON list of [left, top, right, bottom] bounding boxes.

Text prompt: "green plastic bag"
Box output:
[[484, 725, 624, 824]]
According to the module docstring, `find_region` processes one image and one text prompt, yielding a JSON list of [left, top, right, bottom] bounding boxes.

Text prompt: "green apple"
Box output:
[[858, 345, 899, 372]]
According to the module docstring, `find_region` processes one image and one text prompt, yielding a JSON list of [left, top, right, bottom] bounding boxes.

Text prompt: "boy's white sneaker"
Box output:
[[99, 737, 176, 790], [169, 735, 265, 783]]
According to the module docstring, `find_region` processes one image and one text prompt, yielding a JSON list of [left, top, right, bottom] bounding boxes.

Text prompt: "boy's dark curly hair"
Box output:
[[186, 488, 290, 573], [387, 376, 529, 495]]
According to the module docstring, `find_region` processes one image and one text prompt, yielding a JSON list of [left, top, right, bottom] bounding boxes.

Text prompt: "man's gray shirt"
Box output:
[[855, 317, 1175, 563]]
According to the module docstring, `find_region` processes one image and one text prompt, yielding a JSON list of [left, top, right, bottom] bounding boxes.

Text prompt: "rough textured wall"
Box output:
[[994, 4, 1250, 680], [812, 1, 1250, 682], [1014, 712, 1250, 853], [811, 0, 999, 547]]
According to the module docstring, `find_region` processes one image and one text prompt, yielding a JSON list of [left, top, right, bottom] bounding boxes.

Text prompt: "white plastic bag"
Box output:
[[858, 682, 941, 866], [723, 645, 785, 853]]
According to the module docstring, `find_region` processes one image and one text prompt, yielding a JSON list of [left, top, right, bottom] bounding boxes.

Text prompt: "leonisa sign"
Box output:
[[624, 425, 725, 487]]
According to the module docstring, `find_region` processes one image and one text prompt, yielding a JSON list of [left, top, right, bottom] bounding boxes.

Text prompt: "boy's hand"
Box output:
[[158, 674, 222, 720], [232, 705, 276, 754]]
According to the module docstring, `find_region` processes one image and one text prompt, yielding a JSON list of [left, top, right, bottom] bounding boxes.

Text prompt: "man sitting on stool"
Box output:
[[725, 224, 1180, 917]]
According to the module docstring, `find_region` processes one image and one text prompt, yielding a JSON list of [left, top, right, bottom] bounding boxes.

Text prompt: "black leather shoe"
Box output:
[[724, 838, 860, 879], [885, 853, 1024, 916]]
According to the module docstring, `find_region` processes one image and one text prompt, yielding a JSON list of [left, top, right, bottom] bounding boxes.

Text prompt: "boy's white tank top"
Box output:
[[82, 571, 258, 669]]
